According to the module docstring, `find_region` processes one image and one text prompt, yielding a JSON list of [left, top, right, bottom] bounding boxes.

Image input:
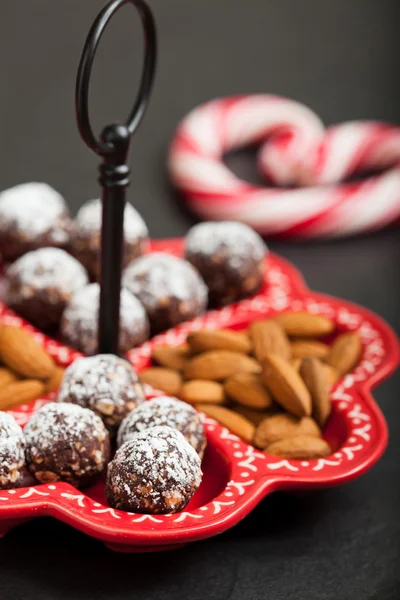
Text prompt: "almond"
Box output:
[[0, 379, 46, 410], [262, 353, 312, 417], [265, 435, 331, 459], [291, 340, 330, 360], [45, 367, 65, 394], [300, 357, 331, 427], [249, 320, 291, 362], [274, 312, 335, 338], [0, 326, 55, 380], [323, 364, 340, 387], [225, 372, 272, 410], [0, 367, 18, 388], [326, 332, 362, 375], [254, 414, 321, 449], [139, 367, 182, 396], [180, 380, 225, 405], [152, 344, 190, 371], [234, 404, 275, 427], [184, 350, 261, 381], [196, 404, 255, 444], [187, 330, 251, 354]]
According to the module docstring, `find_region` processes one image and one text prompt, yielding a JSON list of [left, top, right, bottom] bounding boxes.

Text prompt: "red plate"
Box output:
[[0, 239, 398, 552]]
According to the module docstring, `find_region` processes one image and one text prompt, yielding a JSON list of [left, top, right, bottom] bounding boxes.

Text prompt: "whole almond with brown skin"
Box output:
[[274, 312, 335, 338], [0, 326, 55, 380], [323, 364, 340, 387], [184, 351, 261, 381], [181, 380, 225, 405], [0, 367, 18, 388], [225, 372, 272, 410], [326, 332, 362, 375], [254, 414, 321, 449], [262, 353, 312, 417], [196, 404, 255, 444], [139, 367, 182, 396], [234, 404, 275, 427], [291, 340, 330, 360], [0, 379, 46, 410], [187, 330, 251, 354], [152, 344, 190, 371], [265, 435, 331, 459], [45, 367, 65, 394], [250, 320, 291, 362], [300, 357, 331, 427]]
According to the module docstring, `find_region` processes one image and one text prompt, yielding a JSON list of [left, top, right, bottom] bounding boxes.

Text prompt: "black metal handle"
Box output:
[[76, 0, 157, 157], [75, 0, 157, 356]]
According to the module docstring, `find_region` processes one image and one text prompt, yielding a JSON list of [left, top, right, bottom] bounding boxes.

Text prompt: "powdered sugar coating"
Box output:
[[185, 221, 266, 266], [75, 198, 148, 241], [25, 402, 110, 487], [5, 248, 89, 329], [117, 396, 206, 456], [58, 355, 145, 432], [0, 183, 72, 261], [72, 199, 149, 280], [107, 426, 202, 514], [0, 412, 26, 490], [122, 253, 208, 333], [60, 283, 149, 355], [185, 221, 267, 307]]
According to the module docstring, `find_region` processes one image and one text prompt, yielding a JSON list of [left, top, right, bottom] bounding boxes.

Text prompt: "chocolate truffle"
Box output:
[[58, 355, 146, 433], [5, 247, 89, 330], [117, 396, 206, 457], [24, 402, 110, 488], [185, 221, 266, 307], [122, 253, 208, 334], [71, 198, 149, 280], [0, 183, 73, 263], [107, 426, 202, 514], [0, 412, 25, 490], [60, 283, 149, 355]]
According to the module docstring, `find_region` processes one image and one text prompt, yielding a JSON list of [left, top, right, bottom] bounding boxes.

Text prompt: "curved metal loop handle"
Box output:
[[75, 0, 157, 157]]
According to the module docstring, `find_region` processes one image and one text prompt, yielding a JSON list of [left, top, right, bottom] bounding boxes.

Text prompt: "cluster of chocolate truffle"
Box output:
[[0, 355, 205, 514], [0, 182, 266, 354]]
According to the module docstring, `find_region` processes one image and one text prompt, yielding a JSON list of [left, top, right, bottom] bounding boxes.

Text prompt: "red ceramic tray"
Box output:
[[0, 239, 398, 552]]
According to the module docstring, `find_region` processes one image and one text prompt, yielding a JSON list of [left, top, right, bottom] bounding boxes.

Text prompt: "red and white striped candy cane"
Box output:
[[168, 95, 400, 238]]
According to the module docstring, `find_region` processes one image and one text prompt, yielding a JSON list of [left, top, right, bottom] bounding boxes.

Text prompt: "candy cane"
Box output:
[[168, 95, 400, 238]]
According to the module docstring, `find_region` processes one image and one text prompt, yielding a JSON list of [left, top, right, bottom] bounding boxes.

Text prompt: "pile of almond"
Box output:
[[139, 312, 362, 460], [0, 325, 65, 410]]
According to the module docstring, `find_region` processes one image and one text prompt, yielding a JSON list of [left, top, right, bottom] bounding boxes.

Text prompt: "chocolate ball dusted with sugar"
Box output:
[[60, 283, 149, 355], [71, 198, 149, 280], [185, 221, 266, 307], [5, 247, 89, 330], [107, 426, 202, 514], [122, 253, 208, 334], [58, 355, 145, 432], [0, 412, 26, 490], [25, 402, 110, 488], [0, 183, 73, 263], [117, 396, 206, 457]]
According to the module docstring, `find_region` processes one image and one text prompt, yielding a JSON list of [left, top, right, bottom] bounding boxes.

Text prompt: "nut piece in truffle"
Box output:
[[185, 221, 266, 307], [107, 426, 202, 514], [71, 198, 149, 280], [24, 402, 110, 488], [0, 183, 73, 263], [60, 283, 149, 355], [117, 396, 206, 457], [5, 247, 89, 330], [122, 253, 208, 334], [0, 412, 26, 490], [58, 355, 146, 433]]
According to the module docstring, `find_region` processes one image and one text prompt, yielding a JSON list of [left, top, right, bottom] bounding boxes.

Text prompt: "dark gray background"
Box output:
[[0, 1, 399, 598]]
